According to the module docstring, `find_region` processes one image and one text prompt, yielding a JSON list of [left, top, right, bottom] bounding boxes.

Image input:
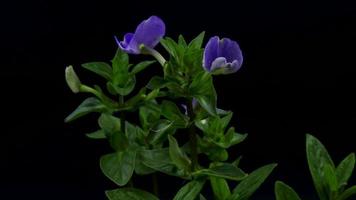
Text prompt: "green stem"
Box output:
[[119, 95, 134, 187], [80, 84, 119, 108], [140, 45, 166, 67], [119, 95, 125, 132], [187, 99, 198, 171], [80, 85, 101, 97], [152, 173, 159, 197]]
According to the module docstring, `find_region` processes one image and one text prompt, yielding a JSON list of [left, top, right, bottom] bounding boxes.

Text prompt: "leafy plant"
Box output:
[[65, 16, 276, 199], [275, 134, 356, 200]]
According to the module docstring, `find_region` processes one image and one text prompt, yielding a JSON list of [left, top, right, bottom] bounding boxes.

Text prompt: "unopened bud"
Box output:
[[65, 65, 81, 93]]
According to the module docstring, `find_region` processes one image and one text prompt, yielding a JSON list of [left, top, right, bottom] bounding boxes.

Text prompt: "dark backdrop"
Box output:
[[1, 0, 355, 199]]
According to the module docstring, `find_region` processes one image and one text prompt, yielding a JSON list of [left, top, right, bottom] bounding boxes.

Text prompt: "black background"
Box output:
[[1, 0, 356, 199]]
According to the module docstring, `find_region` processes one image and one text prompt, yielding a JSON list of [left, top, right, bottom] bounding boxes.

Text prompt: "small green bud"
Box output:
[[65, 65, 81, 93]]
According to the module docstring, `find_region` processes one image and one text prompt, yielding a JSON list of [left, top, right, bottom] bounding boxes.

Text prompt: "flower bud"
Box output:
[[65, 65, 81, 93]]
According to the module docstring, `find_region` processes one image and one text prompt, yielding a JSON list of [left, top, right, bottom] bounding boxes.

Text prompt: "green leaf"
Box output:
[[160, 37, 183, 60], [161, 100, 189, 128], [140, 148, 185, 177], [324, 163, 338, 192], [189, 71, 213, 95], [229, 163, 277, 200], [232, 156, 243, 168], [100, 150, 136, 186], [139, 101, 161, 130], [98, 113, 121, 133], [168, 135, 191, 171], [338, 185, 356, 200], [82, 62, 112, 80], [112, 48, 129, 75], [65, 97, 106, 122], [106, 188, 159, 200], [86, 130, 106, 139], [188, 31, 205, 50], [131, 60, 156, 74], [178, 35, 188, 47], [306, 134, 335, 200], [336, 153, 355, 188], [275, 181, 302, 200], [217, 128, 247, 148], [195, 163, 247, 181], [134, 152, 156, 175], [147, 119, 174, 145], [195, 95, 217, 116], [200, 194, 207, 200], [210, 177, 231, 200], [125, 121, 145, 147], [146, 76, 169, 89], [108, 75, 136, 96], [173, 180, 206, 200]]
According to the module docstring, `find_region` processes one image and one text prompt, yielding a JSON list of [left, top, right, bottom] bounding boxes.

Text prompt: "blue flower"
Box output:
[[115, 16, 166, 54], [203, 36, 243, 75]]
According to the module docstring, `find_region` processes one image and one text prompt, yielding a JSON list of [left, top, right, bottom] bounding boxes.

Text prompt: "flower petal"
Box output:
[[203, 36, 220, 71], [210, 57, 228, 72], [132, 16, 165, 49], [222, 60, 242, 74], [116, 33, 140, 54], [219, 38, 243, 65]]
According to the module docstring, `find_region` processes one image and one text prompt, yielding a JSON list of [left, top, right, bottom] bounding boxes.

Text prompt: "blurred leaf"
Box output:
[[168, 135, 191, 171], [199, 194, 207, 200], [147, 76, 169, 89], [106, 188, 158, 200], [161, 100, 189, 128], [131, 60, 156, 74], [275, 181, 302, 200], [100, 150, 136, 186], [82, 62, 112, 80], [65, 97, 106, 122], [338, 185, 356, 200], [195, 163, 247, 181], [173, 180, 206, 200], [306, 134, 335, 200], [229, 164, 277, 200], [232, 156, 243, 168], [85, 130, 106, 139], [210, 177, 231, 200], [336, 153, 355, 188]]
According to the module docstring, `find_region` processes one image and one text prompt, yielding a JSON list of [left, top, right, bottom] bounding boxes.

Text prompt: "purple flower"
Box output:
[[115, 16, 165, 54], [203, 36, 243, 75]]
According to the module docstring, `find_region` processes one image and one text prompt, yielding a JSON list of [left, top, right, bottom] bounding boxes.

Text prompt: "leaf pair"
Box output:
[[82, 49, 155, 96], [275, 134, 356, 200]]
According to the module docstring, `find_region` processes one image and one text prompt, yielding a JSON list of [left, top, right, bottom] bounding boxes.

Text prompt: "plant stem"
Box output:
[[152, 173, 159, 197], [119, 95, 134, 187], [119, 95, 125, 132], [140, 45, 167, 67], [187, 99, 198, 171]]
